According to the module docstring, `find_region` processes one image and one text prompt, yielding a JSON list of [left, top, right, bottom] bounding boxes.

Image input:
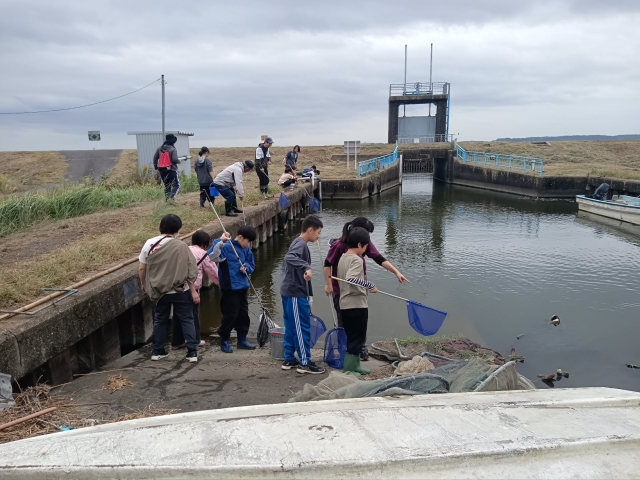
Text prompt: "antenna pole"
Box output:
[[403, 45, 407, 117], [161, 75, 165, 139], [429, 44, 433, 116]]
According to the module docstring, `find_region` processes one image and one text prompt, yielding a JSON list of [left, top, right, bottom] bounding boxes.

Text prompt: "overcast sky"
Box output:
[[1, 0, 638, 151]]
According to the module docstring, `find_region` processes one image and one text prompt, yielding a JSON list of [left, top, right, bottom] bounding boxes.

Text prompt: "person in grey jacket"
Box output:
[[255, 136, 273, 196], [212, 160, 254, 216], [153, 134, 181, 200], [195, 146, 215, 207]]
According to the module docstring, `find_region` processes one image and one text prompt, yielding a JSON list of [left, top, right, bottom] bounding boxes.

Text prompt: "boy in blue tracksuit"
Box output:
[[280, 215, 325, 374], [209, 226, 257, 353]]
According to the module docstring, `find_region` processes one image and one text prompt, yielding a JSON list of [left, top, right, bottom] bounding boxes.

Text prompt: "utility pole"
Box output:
[[403, 45, 407, 117], [161, 74, 165, 140], [429, 43, 433, 116]]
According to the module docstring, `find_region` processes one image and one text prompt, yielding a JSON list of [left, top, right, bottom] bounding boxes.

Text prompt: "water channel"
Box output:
[[199, 174, 640, 392]]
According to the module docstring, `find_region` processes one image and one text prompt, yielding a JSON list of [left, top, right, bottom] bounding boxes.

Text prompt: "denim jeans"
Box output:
[[160, 169, 180, 199], [172, 301, 201, 346], [211, 183, 237, 205], [153, 290, 197, 352]]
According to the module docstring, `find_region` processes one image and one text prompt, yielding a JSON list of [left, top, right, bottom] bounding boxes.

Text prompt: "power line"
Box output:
[[0, 78, 161, 115]]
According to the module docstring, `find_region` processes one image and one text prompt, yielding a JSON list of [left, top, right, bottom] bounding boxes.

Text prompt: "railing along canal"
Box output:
[[357, 146, 399, 179], [455, 143, 544, 177]]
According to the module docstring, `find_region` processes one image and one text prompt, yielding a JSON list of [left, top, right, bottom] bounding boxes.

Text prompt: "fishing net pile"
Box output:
[[289, 355, 534, 403]]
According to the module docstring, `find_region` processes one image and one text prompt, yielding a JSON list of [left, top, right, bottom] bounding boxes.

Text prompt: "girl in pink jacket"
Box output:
[[172, 230, 219, 349]]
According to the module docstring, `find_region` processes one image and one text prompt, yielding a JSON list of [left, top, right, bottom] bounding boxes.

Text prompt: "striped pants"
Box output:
[[281, 296, 311, 366]]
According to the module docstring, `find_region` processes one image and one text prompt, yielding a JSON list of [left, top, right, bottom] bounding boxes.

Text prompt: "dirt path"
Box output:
[[61, 149, 123, 183]]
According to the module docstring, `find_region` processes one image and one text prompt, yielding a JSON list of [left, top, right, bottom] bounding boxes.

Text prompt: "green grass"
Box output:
[[0, 173, 202, 237], [396, 334, 461, 348]]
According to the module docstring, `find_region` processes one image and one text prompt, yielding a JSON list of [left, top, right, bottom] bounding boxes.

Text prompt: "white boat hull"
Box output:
[[1, 387, 640, 479], [576, 195, 640, 226]]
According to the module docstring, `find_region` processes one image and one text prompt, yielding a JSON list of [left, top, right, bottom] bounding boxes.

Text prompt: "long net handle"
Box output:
[[317, 241, 339, 329], [205, 192, 266, 312], [330, 276, 409, 302]]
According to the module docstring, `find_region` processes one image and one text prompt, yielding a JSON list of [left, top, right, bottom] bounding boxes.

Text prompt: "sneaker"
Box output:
[[296, 362, 326, 375], [281, 359, 299, 371], [186, 350, 198, 363], [151, 349, 169, 361], [360, 349, 370, 361], [171, 343, 186, 350], [198, 340, 206, 347]]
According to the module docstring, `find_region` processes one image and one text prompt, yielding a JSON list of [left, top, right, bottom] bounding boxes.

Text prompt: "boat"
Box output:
[[576, 194, 640, 226], [1, 387, 640, 478]]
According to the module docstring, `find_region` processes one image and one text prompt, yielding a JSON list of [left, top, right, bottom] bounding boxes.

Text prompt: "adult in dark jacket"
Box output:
[[255, 136, 273, 196], [285, 145, 300, 169], [153, 134, 181, 200], [194, 146, 215, 207]]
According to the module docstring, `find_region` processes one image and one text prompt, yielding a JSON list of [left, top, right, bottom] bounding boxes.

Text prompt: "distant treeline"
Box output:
[[494, 134, 640, 142]]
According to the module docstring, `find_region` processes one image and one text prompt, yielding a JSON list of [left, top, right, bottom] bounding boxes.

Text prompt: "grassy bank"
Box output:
[[0, 173, 203, 237]]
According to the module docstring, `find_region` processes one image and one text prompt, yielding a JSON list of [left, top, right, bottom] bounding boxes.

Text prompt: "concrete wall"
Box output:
[[398, 116, 436, 140], [321, 158, 402, 200], [0, 187, 313, 384]]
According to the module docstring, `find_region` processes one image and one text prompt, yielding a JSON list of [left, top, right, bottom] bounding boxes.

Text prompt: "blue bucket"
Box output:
[[209, 183, 220, 197]]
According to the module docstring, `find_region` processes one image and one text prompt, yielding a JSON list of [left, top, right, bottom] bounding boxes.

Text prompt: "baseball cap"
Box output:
[[265, 137, 274, 144]]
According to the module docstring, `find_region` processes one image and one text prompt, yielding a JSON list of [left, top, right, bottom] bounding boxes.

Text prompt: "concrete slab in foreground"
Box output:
[[1, 387, 639, 479]]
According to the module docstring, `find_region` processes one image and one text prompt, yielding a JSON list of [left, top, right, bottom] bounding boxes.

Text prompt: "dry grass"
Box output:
[[102, 374, 133, 392], [0, 384, 84, 445], [0, 151, 67, 187], [0, 189, 277, 308], [106, 150, 139, 185], [459, 141, 640, 180]]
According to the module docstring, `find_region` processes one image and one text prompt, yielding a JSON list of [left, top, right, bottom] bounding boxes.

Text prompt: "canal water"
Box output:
[[200, 174, 640, 392]]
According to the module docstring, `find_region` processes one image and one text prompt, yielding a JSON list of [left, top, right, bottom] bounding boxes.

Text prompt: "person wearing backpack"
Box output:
[[153, 134, 181, 200], [255, 136, 273, 197], [195, 146, 215, 208]]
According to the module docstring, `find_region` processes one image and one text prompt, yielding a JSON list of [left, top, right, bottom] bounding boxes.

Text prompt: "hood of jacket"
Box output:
[[196, 155, 206, 166]]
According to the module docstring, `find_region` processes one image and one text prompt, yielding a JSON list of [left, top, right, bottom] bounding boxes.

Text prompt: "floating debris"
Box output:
[[627, 364, 639, 369], [563, 372, 570, 378], [549, 315, 560, 326], [516, 334, 525, 340], [537, 373, 556, 380]]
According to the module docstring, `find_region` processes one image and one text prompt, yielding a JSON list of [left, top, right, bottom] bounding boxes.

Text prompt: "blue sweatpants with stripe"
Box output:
[[282, 296, 311, 366]]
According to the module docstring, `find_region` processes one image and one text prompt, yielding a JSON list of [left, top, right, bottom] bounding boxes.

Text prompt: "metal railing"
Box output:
[[389, 82, 449, 96], [455, 143, 544, 177], [357, 146, 399, 179], [398, 135, 452, 144]]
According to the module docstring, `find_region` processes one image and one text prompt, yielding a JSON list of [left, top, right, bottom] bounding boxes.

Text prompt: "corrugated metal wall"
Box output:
[[134, 132, 192, 176], [398, 116, 436, 140]]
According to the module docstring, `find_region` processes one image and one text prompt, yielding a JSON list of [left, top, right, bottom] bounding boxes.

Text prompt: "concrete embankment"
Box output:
[[0, 186, 314, 385], [433, 149, 640, 198], [321, 156, 402, 200]]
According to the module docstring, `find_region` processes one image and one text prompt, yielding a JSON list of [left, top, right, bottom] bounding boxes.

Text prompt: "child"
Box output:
[[209, 226, 257, 353], [171, 230, 219, 350], [195, 147, 215, 208], [278, 165, 298, 190], [138, 214, 199, 363], [280, 215, 325, 374], [337, 226, 378, 375]]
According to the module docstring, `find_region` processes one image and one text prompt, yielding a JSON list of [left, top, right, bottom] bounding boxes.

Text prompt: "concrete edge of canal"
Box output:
[[0, 185, 317, 385]]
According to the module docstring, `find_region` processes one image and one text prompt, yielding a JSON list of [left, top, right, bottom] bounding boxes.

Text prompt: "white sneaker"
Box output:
[[151, 350, 169, 361], [186, 351, 198, 363]]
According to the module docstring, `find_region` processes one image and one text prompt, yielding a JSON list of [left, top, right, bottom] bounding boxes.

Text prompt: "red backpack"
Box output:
[[158, 150, 172, 169]]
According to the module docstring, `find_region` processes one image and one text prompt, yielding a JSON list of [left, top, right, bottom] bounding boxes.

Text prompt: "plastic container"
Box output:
[[269, 328, 285, 361], [209, 183, 220, 197]]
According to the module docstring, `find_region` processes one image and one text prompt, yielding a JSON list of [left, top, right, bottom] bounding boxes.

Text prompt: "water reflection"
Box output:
[[200, 175, 640, 392]]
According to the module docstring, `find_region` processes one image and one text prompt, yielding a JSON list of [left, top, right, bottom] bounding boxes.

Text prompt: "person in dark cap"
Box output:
[[211, 160, 255, 216], [153, 133, 181, 200], [255, 136, 273, 197]]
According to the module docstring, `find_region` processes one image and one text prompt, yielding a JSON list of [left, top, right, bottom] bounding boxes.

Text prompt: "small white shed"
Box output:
[[127, 131, 194, 176]]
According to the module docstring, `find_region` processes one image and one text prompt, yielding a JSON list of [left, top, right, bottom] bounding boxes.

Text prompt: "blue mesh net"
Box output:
[[309, 197, 320, 212], [407, 300, 447, 336], [279, 192, 291, 209], [324, 327, 347, 369], [309, 313, 327, 347]]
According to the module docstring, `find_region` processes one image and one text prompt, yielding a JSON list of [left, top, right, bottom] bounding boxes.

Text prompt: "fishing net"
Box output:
[[257, 310, 278, 348], [323, 327, 347, 369], [407, 300, 447, 336], [309, 313, 327, 347], [279, 192, 290, 209], [290, 356, 534, 402], [309, 196, 320, 212]]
